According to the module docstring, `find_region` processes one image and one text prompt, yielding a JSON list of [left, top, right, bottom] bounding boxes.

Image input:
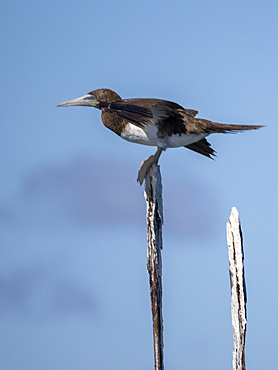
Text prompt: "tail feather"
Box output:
[[200, 119, 264, 133], [184, 118, 263, 159], [185, 138, 216, 159]]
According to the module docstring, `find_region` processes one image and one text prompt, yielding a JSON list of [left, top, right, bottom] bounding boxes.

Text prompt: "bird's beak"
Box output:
[[57, 94, 98, 107]]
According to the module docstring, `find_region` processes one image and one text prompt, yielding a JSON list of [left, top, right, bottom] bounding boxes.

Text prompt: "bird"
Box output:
[[58, 88, 263, 184]]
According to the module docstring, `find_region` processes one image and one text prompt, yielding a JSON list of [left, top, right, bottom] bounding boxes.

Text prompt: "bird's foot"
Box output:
[[137, 148, 163, 185], [137, 155, 156, 185]]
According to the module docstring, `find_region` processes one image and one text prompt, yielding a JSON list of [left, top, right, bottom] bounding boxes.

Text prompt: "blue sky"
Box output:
[[1, 1, 278, 369]]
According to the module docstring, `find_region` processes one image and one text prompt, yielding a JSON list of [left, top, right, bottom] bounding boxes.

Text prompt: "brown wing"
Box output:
[[151, 102, 199, 136], [98, 101, 153, 128], [99, 99, 201, 133], [182, 108, 198, 117]]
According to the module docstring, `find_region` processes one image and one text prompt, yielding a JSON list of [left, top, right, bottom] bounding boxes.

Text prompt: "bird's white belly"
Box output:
[[120, 123, 158, 146], [120, 123, 209, 148]]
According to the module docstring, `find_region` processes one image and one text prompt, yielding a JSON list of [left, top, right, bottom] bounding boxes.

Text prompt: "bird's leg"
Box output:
[[137, 147, 163, 185]]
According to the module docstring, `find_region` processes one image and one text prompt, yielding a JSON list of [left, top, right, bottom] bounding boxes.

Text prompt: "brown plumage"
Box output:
[[58, 88, 264, 183], [186, 138, 216, 158]]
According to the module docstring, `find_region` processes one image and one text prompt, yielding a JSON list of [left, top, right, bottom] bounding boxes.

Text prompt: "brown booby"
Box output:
[[58, 88, 263, 184]]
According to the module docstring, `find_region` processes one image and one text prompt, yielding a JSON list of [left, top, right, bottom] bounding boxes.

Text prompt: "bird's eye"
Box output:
[[85, 94, 95, 100]]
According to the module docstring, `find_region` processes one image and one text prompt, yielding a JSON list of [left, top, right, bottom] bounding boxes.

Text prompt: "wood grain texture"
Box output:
[[227, 207, 247, 370], [144, 164, 164, 370]]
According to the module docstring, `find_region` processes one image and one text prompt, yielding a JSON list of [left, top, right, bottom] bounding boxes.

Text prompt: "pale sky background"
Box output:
[[1, 1, 278, 369]]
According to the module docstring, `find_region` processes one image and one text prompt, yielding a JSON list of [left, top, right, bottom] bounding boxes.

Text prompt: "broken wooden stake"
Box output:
[[227, 207, 247, 370], [144, 164, 164, 370]]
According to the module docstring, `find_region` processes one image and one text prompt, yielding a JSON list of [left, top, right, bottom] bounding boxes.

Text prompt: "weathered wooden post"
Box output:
[[227, 207, 247, 370], [144, 164, 164, 370]]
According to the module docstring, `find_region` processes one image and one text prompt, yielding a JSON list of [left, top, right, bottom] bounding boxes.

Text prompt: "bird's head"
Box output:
[[57, 89, 122, 108]]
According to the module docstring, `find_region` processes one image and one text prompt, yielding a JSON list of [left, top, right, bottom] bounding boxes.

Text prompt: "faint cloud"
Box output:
[[19, 156, 144, 229], [0, 155, 218, 238], [0, 264, 96, 319]]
